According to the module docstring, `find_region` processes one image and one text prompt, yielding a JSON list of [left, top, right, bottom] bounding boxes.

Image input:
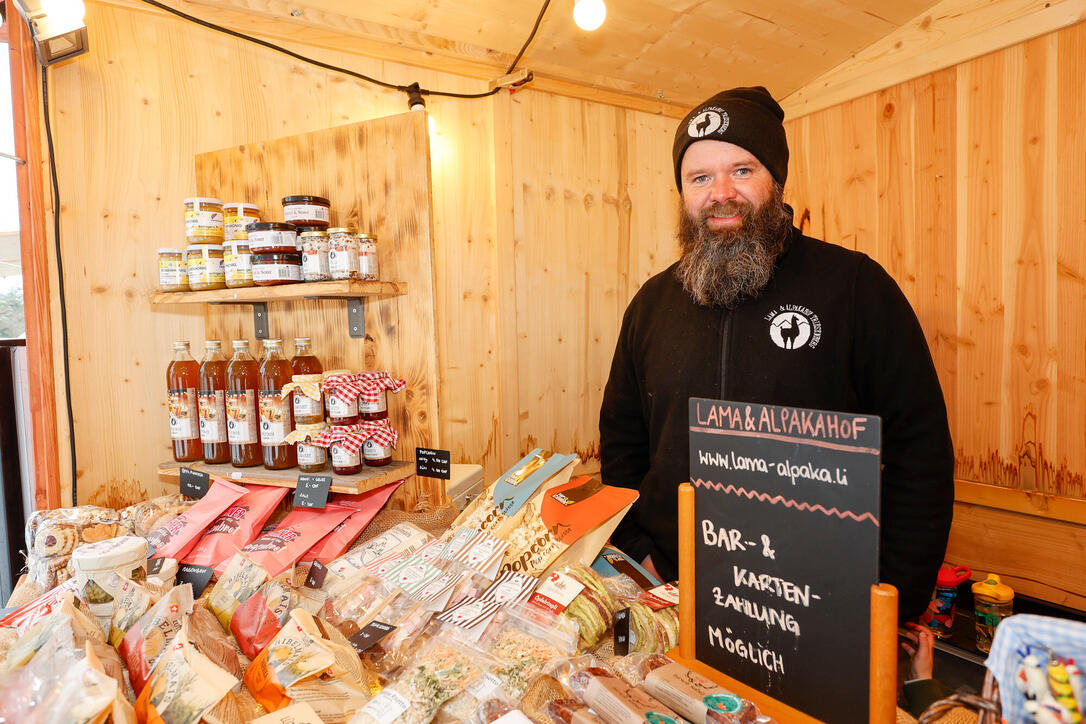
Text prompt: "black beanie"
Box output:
[[672, 86, 788, 189]]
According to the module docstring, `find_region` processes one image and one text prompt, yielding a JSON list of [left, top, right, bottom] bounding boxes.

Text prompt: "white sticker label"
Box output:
[[253, 263, 301, 282], [327, 395, 358, 418], [359, 688, 410, 724], [284, 204, 330, 223], [466, 671, 502, 700], [248, 229, 296, 251], [293, 394, 323, 418], [529, 570, 585, 613], [198, 389, 227, 443], [296, 443, 326, 466], [302, 250, 330, 279], [363, 440, 393, 460], [331, 443, 360, 467]]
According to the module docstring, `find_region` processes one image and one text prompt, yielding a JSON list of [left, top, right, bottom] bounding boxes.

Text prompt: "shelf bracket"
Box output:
[[347, 298, 366, 338], [210, 301, 269, 339]]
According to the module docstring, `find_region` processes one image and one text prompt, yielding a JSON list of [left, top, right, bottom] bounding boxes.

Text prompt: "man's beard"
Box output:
[[675, 184, 791, 308]]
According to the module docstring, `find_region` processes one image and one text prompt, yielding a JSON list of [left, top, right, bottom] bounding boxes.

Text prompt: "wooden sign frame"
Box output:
[[672, 482, 900, 724]]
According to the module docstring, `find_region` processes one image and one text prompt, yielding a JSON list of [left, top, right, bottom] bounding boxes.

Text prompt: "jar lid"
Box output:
[[292, 373, 324, 383], [253, 252, 303, 263], [186, 243, 225, 252], [247, 221, 296, 232], [327, 227, 356, 234], [72, 535, 149, 571], [283, 195, 331, 205], [936, 564, 971, 588], [357, 233, 377, 241], [972, 574, 1015, 602], [299, 230, 329, 238], [157, 247, 184, 254], [224, 202, 260, 212], [295, 422, 329, 434], [183, 196, 223, 205]]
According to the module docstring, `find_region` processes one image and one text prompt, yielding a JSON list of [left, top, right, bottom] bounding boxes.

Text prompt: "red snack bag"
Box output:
[[230, 578, 295, 660], [148, 478, 248, 562], [240, 505, 354, 578], [182, 484, 289, 572], [300, 481, 402, 565]]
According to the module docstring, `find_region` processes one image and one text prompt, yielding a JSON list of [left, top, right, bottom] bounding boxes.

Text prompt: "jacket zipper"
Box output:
[[719, 310, 731, 398]]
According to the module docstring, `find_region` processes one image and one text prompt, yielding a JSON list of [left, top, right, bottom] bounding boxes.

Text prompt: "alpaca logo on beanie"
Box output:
[[687, 108, 728, 138]]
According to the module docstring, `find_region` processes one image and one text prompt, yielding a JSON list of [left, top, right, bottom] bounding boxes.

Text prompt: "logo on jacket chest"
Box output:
[[765, 304, 822, 350]]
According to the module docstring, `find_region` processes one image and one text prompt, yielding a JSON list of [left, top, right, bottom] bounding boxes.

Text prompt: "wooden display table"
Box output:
[[158, 459, 415, 495]]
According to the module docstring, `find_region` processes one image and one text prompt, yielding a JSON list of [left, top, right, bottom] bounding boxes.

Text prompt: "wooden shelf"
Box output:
[[149, 279, 407, 305], [158, 459, 415, 495]]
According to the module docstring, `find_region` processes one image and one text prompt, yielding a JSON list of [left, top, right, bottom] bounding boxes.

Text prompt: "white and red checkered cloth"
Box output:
[[354, 370, 407, 404], [320, 373, 365, 406], [309, 418, 399, 455]]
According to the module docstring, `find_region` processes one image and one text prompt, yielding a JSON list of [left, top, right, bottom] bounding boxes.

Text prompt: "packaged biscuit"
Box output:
[[239, 504, 354, 578], [183, 484, 289, 569], [134, 621, 238, 724], [206, 553, 270, 632], [243, 608, 336, 713], [147, 479, 248, 562], [451, 450, 579, 540], [119, 583, 195, 695], [501, 476, 637, 577], [299, 482, 402, 565]]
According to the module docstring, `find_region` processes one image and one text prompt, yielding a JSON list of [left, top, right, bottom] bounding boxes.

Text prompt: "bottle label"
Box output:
[[248, 229, 297, 252], [185, 210, 223, 236], [363, 440, 393, 460], [224, 251, 253, 283], [158, 259, 186, 287], [259, 391, 291, 445], [284, 204, 330, 223], [302, 250, 330, 281], [198, 389, 227, 443], [168, 388, 199, 440], [327, 395, 358, 418], [328, 246, 359, 277], [331, 443, 361, 467], [297, 443, 327, 466], [253, 262, 301, 282], [294, 394, 323, 418], [358, 390, 387, 415], [226, 390, 259, 444], [187, 256, 225, 283]]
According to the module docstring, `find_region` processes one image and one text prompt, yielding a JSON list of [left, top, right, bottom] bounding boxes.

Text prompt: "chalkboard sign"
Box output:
[[349, 621, 396, 654], [294, 475, 332, 509], [415, 447, 451, 479], [689, 398, 880, 724], [176, 563, 215, 598], [179, 467, 210, 499]]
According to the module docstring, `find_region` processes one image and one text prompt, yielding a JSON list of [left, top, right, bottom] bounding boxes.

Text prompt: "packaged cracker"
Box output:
[[183, 485, 289, 571], [85, 639, 138, 724], [348, 638, 485, 724], [109, 575, 156, 647], [134, 620, 238, 724], [614, 654, 758, 724], [451, 450, 578, 541], [206, 553, 270, 632], [119, 583, 195, 695], [240, 504, 355, 578], [0, 578, 79, 633], [483, 606, 578, 698], [25, 505, 126, 590], [299, 482, 402, 565], [12, 645, 119, 724], [243, 608, 336, 712], [230, 577, 296, 660], [322, 522, 432, 598], [501, 476, 637, 577], [147, 479, 248, 562]]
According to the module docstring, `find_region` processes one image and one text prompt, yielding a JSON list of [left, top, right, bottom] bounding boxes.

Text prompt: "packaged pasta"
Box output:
[[134, 620, 238, 724], [348, 638, 485, 724], [119, 583, 195, 695], [147, 478, 248, 561], [482, 607, 579, 698], [183, 484, 288, 569]]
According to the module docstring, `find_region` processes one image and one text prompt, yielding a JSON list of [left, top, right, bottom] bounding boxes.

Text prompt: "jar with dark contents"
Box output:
[[282, 195, 331, 228], [323, 370, 359, 426], [295, 422, 329, 473], [252, 252, 302, 286], [330, 440, 363, 475], [359, 389, 388, 421], [247, 222, 297, 253], [363, 438, 393, 467]]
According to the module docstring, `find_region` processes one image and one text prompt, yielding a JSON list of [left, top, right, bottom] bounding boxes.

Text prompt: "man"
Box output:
[[599, 86, 954, 620]]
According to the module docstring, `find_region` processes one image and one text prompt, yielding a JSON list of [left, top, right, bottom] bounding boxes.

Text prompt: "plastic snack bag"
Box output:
[[134, 620, 238, 724], [119, 583, 195, 695]]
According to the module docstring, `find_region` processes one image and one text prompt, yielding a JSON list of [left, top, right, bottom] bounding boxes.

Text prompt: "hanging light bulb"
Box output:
[[573, 0, 606, 31]]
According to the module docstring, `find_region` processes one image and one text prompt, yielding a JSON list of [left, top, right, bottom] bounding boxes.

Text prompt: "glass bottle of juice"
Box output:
[[226, 339, 261, 467], [260, 339, 297, 470], [167, 341, 201, 462], [291, 337, 325, 425], [198, 340, 229, 464]]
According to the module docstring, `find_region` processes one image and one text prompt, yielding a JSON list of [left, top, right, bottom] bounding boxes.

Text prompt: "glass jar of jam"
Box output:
[[290, 374, 325, 424], [186, 243, 226, 291], [323, 370, 359, 425], [157, 248, 188, 292], [328, 228, 360, 281], [247, 222, 298, 254], [253, 252, 302, 286], [330, 440, 363, 475], [359, 389, 388, 421], [358, 233, 379, 281], [363, 438, 393, 467], [224, 239, 254, 288], [282, 195, 331, 228], [223, 202, 260, 242], [294, 422, 329, 473], [300, 231, 331, 282], [184, 197, 224, 240]]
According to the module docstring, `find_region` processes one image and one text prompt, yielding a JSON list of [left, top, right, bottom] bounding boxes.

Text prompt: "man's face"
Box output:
[[679, 140, 776, 231]]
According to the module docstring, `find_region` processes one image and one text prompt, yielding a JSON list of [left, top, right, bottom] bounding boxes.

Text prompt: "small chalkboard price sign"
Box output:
[[689, 398, 881, 723], [179, 467, 210, 499], [415, 447, 451, 479], [294, 475, 332, 509]]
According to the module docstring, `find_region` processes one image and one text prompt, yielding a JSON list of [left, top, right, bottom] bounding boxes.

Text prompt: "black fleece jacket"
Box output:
[[599, 227, 954, 621]]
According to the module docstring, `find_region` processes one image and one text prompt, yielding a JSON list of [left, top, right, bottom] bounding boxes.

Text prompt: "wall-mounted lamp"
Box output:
[[9, 0, 89, 65], [573, 0, 606, 31]]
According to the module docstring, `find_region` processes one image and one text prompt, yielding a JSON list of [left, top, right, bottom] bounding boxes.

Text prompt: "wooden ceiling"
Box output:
[[185, 0, 944, 113]]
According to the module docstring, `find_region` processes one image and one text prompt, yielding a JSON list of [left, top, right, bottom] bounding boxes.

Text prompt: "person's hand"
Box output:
[[641, 554, 661, 581], [900, 622, 935, 680]]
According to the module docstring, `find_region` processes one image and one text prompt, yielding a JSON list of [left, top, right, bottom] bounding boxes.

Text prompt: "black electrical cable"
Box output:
[[39, 68, 79, 505], [135, 0, 552, 100]]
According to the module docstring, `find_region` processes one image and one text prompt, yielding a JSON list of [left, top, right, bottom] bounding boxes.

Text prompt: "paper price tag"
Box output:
[[528, 570, 584, 614]]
